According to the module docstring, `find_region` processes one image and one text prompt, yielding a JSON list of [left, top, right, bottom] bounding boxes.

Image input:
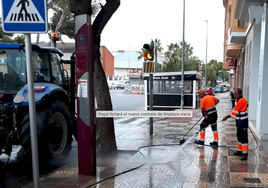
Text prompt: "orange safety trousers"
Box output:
[[237, 142, 249, 154], [199, 129, 219, 142], [237, 128, 248, 154], [199, 115, 219, 142]]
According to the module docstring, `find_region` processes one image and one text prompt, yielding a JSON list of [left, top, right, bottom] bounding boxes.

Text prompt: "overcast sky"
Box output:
[[101, 0, 225, 63], [1, 0, 225, 63]]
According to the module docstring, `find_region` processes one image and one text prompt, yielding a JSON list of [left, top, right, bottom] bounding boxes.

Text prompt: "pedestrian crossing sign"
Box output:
[[1, 0, 47, 33]]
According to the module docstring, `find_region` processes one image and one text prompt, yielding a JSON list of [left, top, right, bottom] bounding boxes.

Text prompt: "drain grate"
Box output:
[[243, 178, 261, 183]]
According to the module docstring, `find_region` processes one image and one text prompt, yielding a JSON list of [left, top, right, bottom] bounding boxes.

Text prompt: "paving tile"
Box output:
[[182, 182, 207, 188], [206, 182, 231, 188], [156, 175, 185, 188], [207, 172, 230, 184], [246, 164, 268, 173], [229, 163, 253, 173], [189, 162, 210, 172], [210, 161, 230, 173], [251, 172, 268, 186], [230, 172, 252, 185], [185, 171, 209, 183]]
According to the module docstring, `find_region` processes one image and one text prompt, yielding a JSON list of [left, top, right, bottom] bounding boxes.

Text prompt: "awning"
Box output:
[[226, 43, 242, 57], [230, 32, 246, 43]]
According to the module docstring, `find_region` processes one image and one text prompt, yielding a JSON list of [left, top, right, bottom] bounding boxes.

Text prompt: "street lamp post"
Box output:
[[204, 20, 208, 89], [181, 0, 185, 109], [128, 44, 130, 74]]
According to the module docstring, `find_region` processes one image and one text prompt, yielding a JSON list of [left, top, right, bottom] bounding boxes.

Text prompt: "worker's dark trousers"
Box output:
[[237, 127, 248, 155], [231, 99, 235, 109], [199, 113, 218, 142]]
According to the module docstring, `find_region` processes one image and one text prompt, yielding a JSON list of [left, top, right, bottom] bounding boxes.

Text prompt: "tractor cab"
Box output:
[[0, 43, 75, 164], [0, 43, 66, 95]]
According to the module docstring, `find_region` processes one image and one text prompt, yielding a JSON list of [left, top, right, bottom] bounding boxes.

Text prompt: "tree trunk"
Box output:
[[93, 41, 117, 155], [55, 11, 66, 32], [70, 0, 120, 155]]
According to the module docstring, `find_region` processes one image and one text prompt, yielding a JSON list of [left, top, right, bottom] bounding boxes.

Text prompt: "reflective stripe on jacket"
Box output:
[[201, 95, 218, 115], [230, 97, 248, 128], [230, 97, 248, 119], [206, 106, 217, 115]]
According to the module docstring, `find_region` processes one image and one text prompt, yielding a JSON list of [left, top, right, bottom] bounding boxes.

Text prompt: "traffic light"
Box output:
[[143, 42, 154, 61]]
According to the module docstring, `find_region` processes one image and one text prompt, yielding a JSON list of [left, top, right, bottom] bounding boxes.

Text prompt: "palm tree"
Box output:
[[137, 48, 147, 61], [165, 43, 181, 60], [179, 41, 194, 60], [0, 18, 14, 41], [151, 39, 163, 71], [184, 57, 200, 71], [162, 58, 180, 72]]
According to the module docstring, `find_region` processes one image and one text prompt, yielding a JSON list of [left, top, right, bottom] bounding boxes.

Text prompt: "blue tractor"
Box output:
[[0, 43, 76, 168]]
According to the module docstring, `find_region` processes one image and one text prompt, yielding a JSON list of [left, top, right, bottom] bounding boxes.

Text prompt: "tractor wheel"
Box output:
[[20, 100, 72, 168]]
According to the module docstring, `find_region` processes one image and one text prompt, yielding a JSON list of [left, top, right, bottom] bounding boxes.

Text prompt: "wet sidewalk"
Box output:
[[23, 97, 268, 188]]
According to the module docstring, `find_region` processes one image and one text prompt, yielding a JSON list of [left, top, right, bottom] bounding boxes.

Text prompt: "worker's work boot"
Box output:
[[233, 151, 243, 156], [241, 154, 248, 161], [210, 141, 218, 147], [194, 140, 204, 145]]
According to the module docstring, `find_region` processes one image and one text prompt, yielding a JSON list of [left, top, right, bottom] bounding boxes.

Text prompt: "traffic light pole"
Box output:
[[149, 73, 153, 135], [143, 42, 154, 135]]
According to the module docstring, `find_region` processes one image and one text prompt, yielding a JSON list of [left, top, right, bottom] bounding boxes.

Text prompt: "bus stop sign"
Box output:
[[1, 0, 47, 33]]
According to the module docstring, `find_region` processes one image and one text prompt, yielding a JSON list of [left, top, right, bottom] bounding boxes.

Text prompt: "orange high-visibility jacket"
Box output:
[[231, 97, 248, 128], [231, 97, 248, 119], [201, 95, 218, 115]]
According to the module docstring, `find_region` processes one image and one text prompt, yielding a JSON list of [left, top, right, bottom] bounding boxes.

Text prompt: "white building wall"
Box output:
[[248, 21, 261, 122], [256, 4, 268, 139], [243, 40, 252, 101], [114, 68, 128, 76]]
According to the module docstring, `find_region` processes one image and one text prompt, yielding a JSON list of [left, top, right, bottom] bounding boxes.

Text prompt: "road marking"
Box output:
[[114, 117, 148, 125]]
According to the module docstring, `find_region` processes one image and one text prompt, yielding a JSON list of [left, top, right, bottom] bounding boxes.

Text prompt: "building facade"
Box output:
[[100, 46, 114, 80], [39, 42, 115, 79], [112, 51, 144, 80], [223, 0, 268, 143]]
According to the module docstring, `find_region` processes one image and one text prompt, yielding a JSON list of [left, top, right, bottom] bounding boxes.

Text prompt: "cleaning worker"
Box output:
[[194, 89, 220, 146], [222, 88, 248, 161]]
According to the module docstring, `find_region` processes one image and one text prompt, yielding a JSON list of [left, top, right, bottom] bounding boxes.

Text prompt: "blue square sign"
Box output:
[[1, 0, 47, 33]]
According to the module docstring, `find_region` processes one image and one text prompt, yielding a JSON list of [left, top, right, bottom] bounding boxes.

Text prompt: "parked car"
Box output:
[[205, 87, 215, 96], [116, 80, 129, 89], [217, 84, 229, 92], [108, 81, 116, 89], [214, 86, 224, 93]]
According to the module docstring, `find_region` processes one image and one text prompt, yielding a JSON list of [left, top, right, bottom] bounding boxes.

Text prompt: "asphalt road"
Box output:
[[110, 89, 145, 111]]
